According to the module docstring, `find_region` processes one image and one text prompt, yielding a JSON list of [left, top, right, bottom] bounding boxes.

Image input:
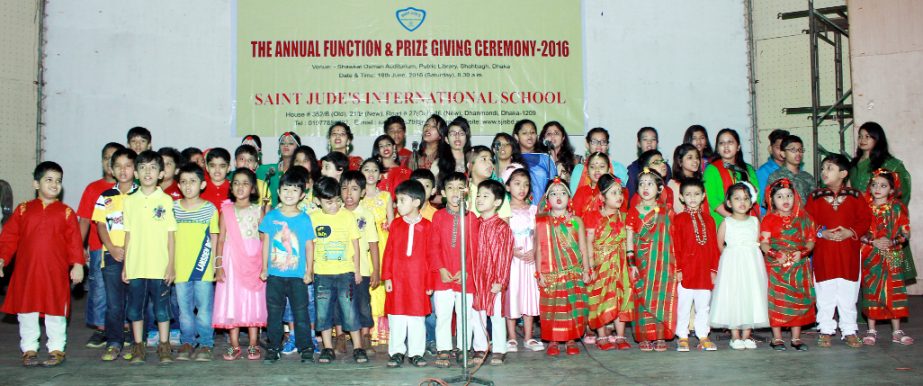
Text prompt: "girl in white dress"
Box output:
[[710, 182, 769, 350]]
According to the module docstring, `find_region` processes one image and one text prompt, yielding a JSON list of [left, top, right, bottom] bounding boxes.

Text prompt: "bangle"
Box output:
[[533, 271, 540, 279]]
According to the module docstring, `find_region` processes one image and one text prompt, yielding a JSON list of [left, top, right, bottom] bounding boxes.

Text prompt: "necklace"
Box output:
[[641, 206, 660, 231], [689, 209, 707, 245], [550, 213, 569, 226]]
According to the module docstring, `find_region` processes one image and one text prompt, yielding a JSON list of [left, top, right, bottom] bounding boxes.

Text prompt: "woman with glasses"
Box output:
[[569, 127, 629, 194]]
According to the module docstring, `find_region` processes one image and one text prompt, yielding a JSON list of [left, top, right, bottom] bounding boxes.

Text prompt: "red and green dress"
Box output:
[[585, 210, 634, 330], [536, 214, 589, 342], [626, 203, 677, 342], [861, 200, 910, 320], [760, 212, 817, 327]]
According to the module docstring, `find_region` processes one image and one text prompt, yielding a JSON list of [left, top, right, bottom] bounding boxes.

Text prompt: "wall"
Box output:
[[751, 0, 850, 172], [849, 0, 923, 292], [0, 0, 39, 209], [41, 0, 752, 209]]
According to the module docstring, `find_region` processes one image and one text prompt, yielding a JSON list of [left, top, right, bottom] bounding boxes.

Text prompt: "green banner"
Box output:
[[236, 0, 584, 136]]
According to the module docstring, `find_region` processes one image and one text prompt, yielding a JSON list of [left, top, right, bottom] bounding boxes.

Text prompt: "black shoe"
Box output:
[[86, 330, 107, 348], [770, 339, 786, 351], [791, 339, 809, 351], [425, 341, 437, 356], [301, 350, 314, 363], [263, 349, 281, 364]]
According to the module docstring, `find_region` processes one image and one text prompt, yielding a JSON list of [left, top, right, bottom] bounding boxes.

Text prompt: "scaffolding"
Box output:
[[779, 1, 852, 177]]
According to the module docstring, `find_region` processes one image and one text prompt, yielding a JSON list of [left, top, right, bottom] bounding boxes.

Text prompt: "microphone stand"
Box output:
[[443, 197, 493, 386]]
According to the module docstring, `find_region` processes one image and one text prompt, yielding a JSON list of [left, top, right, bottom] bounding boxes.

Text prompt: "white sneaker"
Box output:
[[730, 339, 746, 350], [506, 340, 519, 352], [524, 338, 545, 351], [743, 339, 757, 349]]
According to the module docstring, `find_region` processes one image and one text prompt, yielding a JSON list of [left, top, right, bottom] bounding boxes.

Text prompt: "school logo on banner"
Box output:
[[396, 7, 426, 32]]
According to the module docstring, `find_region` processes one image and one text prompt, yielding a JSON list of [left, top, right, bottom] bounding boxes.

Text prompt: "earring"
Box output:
[[566, 200, 574, 213]]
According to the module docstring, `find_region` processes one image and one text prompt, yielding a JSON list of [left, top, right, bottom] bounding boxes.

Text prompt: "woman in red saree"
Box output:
[[534, 178, 590, 356], [861, 169, 913, 345], [759, 178, 816, 351], [626, 168, 677, 352]]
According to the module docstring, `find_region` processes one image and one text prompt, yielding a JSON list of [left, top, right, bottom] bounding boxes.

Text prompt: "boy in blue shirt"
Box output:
[[259, 168, 316, 364]]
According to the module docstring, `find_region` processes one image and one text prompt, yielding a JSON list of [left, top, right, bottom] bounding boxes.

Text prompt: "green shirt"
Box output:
[[850, 157, 911, 206], [703, 162, 759, 227]]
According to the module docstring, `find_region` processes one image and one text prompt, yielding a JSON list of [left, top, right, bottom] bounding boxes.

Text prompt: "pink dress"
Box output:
[[213, 203, 267, 328], [503, 205, 541, 318]]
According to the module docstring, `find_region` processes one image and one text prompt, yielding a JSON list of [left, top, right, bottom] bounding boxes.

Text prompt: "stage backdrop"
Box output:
[[40, 0, 751, 210], [235, 0, 584, 137]]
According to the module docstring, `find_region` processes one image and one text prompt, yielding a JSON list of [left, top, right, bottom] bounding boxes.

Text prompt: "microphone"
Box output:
[[411, 141, 419, 151], [543, 139, 553, 149], [492, 142, 501, 152]]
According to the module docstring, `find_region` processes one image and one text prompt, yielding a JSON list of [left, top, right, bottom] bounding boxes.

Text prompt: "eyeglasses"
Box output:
[[448, 131, 466, 138], [785, 147, 805, 154], [589, 140, 609, 146], [649, 159, 668, 166]]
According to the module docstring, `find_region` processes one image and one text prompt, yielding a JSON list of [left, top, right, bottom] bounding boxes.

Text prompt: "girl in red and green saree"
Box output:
[[626, 168, 677, 352], [860, 169, 913, 346], [534, 178, 590, 356], [584, 174, 635, 351], [759, 178, 816, 351]]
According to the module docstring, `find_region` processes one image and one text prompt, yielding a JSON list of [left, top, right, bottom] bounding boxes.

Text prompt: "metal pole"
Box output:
[[808, 0, 821, 177], [834, 30, 846, 155], [35, 0, 47, 163], [458, 197, 468, 375]]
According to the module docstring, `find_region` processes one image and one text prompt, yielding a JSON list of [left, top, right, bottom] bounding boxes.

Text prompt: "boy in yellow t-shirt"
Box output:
[[172, 163, 219, 361], [122, 151, 178, 365], [92, 148, 137, 361], [340, 171, 380, 354], [310, 176, 363, 364]]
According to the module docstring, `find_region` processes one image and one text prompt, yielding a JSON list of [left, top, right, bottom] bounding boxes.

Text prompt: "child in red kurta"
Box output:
[[805, 155, 872, 348], [470, 180, 514, 365], [0, 162, 85, 367], [672, 179, 720, 352], [429, 172, 480, 368], [382, 180, 433, 368]]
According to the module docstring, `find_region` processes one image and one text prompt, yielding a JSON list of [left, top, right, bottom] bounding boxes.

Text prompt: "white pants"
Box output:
[[474, 293, 507, 354], [19, 313, 67, 353], [433, 290, 476, 352], [814, 277, 860, 336], [388, 315, 425, 357], [676, 284, 711, 339]]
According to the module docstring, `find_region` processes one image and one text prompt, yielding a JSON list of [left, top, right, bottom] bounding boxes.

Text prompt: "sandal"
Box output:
[[546, 343, 560, 356], [582, 333, 597, 345], [639, 341, 653, 352], [565, 342, 579, 355], [387, 353, 405, 368], [770, 338, 786, 351], [318, 348, 336, 364], [246, 345, 261, 360], [676, 338, 690, 352], [698, 337, 717, 351], [22, 351, 39, 367], [489, 353, 506, 366], [506, 339, 519, 352], [469, 351, 486, 365], [409, 355, 427, 367], [434, 351, 452, 368], [791, 338, 808, 351], [41, 351, 66, 367], [892, 330, 914, 345], [223, 346, 242, 361], [863, 330, 878, 346], [654, 340, 668, 352], [353, 348, 368, 363], [817, 334, 833, 348], [844, 334, 863, 348], [597, 339, 615, 351], [524, 339, 545, 351], [613, 336, 631, 350]]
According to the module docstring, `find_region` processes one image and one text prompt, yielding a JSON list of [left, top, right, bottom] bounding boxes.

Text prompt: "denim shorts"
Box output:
[[126, 278, 171, 323], [314, 273, 359, 332]]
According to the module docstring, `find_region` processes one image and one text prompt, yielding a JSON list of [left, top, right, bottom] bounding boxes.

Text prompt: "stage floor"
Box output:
[[1, 292, 921, 385]]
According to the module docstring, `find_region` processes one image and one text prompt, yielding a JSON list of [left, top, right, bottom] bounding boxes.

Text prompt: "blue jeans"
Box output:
[[355, 276, 373, 329], [85, 249, 106, 328], [425, 294, 436, 343], [266, 276, 314, 353], [101, 252, 127, 346], [145, 287, 180, 333], [127, 279, 171, 323], [314, 273, 359, 332], [282, 284, 316, 325], [174, 281, 215, 347]]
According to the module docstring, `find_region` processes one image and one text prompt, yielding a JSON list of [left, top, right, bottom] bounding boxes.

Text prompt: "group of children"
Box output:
[[0, 124, 914, 369]]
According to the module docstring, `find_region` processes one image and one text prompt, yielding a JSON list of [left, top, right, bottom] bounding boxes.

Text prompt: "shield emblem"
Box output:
[[396, 7, 426, 32]]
